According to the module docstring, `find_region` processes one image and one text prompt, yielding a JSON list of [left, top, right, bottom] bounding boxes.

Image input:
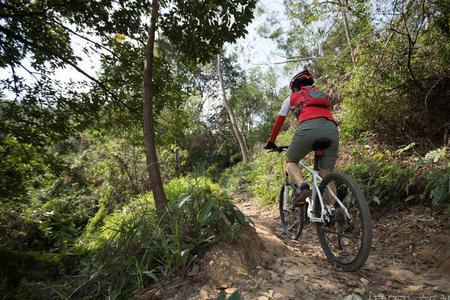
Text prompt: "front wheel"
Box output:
[[279, 184, 306, 240], [314, 172, 372, 271]]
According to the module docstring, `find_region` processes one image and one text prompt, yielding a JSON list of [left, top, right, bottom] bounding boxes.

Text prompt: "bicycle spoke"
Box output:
[[323, 228, 356, 240], [288, 220, 299, 230], [323, 217, 363, 256], [324, 229, 340, 249]]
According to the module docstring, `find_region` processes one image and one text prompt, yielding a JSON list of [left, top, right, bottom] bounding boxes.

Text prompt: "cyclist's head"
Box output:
[[289, 68, 314, 92]]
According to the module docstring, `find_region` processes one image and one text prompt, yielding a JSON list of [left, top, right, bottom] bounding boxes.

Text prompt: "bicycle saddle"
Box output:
[[312, 138, 331, 150]]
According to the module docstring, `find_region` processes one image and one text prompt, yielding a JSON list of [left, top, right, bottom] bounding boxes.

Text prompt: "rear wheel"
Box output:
[[279, 184, 306, 239], [314, 172, 372, 271]]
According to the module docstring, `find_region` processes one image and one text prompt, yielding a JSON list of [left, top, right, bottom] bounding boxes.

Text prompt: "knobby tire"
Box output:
[[314, 172, 372, 271]]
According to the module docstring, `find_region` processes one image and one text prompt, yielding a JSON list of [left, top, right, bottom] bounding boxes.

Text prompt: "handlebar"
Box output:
[[268, 145, 289, 153]]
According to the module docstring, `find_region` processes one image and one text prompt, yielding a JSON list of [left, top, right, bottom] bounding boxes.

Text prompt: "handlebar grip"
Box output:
[[267, 146, 289, 153]]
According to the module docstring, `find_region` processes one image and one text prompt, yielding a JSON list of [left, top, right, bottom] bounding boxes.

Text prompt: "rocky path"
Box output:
[[141, 199, 450, 300]]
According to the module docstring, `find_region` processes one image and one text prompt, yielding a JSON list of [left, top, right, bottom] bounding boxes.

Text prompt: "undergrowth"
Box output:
[[1, 176, 245, 299], [341, 144, 450, 209], [219, 131, 293, 204]]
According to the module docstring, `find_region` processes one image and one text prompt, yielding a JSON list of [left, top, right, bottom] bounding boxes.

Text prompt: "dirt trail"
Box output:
[[231, 200, 450, 299], [141, 198, 450, 300]]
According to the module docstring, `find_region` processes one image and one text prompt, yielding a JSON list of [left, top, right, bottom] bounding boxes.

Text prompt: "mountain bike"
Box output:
[[270, 140, 372, 271]]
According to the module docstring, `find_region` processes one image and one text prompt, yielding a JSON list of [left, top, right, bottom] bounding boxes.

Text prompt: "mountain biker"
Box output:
[[264, 68, 339, 204]]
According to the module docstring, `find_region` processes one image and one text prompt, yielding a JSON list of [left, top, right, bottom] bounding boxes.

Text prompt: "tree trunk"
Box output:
[[216, 53, 250, 163], [143, 0, 166, 211], [175, 138, 181, 178], [340, 0, 355, 63]]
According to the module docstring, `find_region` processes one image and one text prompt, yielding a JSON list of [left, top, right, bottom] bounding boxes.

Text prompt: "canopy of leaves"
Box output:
[[160, 0, 256, 63], [0, 0, 149, 72]]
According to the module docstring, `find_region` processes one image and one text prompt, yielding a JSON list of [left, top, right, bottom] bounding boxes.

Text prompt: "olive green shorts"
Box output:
[[286, 118, 339, 171]]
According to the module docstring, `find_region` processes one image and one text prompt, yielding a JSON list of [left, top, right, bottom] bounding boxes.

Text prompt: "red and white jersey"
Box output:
[[268, 86, 336, 143]]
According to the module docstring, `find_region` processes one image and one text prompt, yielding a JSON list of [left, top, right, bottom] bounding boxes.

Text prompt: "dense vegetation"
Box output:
[[1, 0, 449, 298]]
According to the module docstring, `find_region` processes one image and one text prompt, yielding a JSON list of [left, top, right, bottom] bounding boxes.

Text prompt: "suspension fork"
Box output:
[[282, 155, 290, 211]]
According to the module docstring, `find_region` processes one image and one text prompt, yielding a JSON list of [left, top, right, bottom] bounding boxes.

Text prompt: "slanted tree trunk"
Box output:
[[216, 53, 250, 163], [340, 0, 355, 63], [143, 0, 166, 211]]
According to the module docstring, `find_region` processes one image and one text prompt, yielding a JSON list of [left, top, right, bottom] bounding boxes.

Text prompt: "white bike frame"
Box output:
[[291, 160, 351, 223]]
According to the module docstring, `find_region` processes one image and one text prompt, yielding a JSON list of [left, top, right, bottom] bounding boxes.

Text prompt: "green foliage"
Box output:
[[217, 290, 241, 299], [160, 0, 256, 64], [0, 248, 67, 299], [336, 36, 450, 144], [424, 169, 450, 208], [1, 174, 246, 299], [0, 0, 149, 71], [220, 131, 292, 204], [343, 159, 417, 206], [341, 146, 450, 208], [220, 162, 255, 195], [1, 1, 151, 151], [0, 136, 46, 204], [74, 176, 245, 299], [0, 132, 155, 298]]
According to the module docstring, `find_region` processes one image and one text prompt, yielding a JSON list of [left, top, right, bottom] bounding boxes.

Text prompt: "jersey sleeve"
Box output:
[[278, 96, 291, 116], [268, 97, 291, 143]]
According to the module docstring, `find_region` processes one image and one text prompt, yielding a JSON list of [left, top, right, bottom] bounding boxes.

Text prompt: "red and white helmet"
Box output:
[[289, 69, 314, 91]]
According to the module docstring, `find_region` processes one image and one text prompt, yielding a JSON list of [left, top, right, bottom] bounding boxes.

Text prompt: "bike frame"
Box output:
[[285, 160, 351, 223], [274, 145, 372, 271]]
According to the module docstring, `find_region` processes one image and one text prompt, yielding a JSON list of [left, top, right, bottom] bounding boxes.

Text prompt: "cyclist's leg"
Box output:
[[286, 162, 303, 186], [318, 122, 339, 205], [286, 122, 315, 186]]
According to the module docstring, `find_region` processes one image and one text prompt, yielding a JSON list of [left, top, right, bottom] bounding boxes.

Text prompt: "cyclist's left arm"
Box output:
[[267, 96, 291, 143]]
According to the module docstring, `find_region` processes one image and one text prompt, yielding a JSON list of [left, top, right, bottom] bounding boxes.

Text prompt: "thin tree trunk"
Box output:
[[143, 0, 166, 211], [216, 53, 250, 162], [175, 138, 181, 178], [340, 0, 355, 63], [384, 0, 413, 47]]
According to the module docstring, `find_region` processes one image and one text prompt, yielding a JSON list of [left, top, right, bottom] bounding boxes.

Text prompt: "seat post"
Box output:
[[314, 149, 324, 171], [312, 138, 330, 171]]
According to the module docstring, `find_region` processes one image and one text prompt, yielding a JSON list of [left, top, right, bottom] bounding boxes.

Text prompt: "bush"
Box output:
[[72, 176, 245, 299], [219, 162, 254, 195], [341, 146, 450, 208], [0, 136, 46, 204], [219, 131, 293, 205], [337, 25, 450, 147], [1, 175, 245, 299]]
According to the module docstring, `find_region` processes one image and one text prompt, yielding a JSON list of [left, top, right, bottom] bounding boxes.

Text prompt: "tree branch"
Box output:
[[47, 16, 119, 59], [273, 56, 318, 64], [424, 77, 443, 116], [0, 25, 139, 116], [384, 0, 414, 46], [9, 64, 19, 102]]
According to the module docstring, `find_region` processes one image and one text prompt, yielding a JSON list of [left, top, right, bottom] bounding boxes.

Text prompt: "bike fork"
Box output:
[[283, 183, 289, 211]]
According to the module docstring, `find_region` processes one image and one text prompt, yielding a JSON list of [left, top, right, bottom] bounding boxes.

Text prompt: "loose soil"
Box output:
[[138, 198, 450, 300]]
